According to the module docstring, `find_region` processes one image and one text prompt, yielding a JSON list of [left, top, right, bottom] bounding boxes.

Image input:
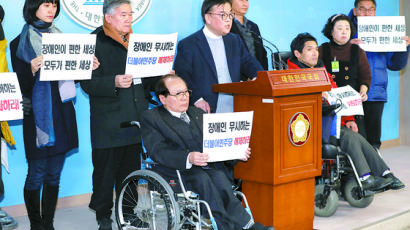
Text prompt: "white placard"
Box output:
[[358, 16, 406, 52], [203, 111, 253, 162], [0, 72, 23, 121], [1, 138, 9, 173], [324, 85, 364, 117], [40, 33, 96, 81], [126, 33, 177, 78]]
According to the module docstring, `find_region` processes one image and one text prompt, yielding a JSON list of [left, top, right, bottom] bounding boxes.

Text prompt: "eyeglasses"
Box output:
[[357, 7, 375, 14], [168, 89, 192, 99], [207, 12, 235, 21]]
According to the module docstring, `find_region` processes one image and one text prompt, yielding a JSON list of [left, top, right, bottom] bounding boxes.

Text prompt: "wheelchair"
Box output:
[[314, 105, 380, 217], [115, 122, 254, 230], [314, 137, 376, 217]]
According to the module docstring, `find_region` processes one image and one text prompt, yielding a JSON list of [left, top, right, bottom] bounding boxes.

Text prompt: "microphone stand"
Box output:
[[247, 29, 284, 70]]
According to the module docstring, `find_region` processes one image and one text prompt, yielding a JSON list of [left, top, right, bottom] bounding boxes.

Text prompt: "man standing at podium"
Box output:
[[174, 0, 263, 114]]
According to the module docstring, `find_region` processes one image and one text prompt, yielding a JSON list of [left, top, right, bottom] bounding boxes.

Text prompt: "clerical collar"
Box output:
[[203, 26, 222, 39]]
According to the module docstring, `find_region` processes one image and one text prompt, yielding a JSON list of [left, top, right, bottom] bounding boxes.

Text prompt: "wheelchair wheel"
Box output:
[[343, 178, 374, 208], [314, 184, 338, 217], [115, 170, 180, 230]]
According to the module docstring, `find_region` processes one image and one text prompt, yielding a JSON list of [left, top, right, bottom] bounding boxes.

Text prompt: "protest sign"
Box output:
[[203, 111, 253, 162], [358, 16, 406, 52], [40, 33, 96, 81], [324, 85, 363, 117], [126, 33, 178, 78], [0, 72, 23, 121]]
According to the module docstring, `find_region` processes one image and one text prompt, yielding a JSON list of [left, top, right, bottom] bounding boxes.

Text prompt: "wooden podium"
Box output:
[[213, 68, 331, 230]]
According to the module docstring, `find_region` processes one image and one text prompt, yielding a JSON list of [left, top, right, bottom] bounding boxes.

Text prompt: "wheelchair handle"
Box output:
[[120, 121, 140, 128]]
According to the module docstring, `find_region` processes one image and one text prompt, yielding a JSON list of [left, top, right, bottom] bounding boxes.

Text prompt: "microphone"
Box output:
[[246, 29, 285, 70]]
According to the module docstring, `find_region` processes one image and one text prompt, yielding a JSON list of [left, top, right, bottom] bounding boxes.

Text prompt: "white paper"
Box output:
[[325, 85, 364, 116], [40, 33, 96, 81], [125, 33, 178, 78], [203, 111, 253, 162], [0, 72, 23, 121], [358, 16, 406, 52], [1, 138, 9, 173]]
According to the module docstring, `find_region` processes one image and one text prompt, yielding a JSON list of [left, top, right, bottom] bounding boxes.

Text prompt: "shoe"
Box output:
[[97, 218, 112, 230], [0, 216, 18, 230], [362, 175, 393, 191], [2, 221, 18, 230], [384, 173, 405, 190], [0, 210, 7, 218], [247, 222, 275, 230]]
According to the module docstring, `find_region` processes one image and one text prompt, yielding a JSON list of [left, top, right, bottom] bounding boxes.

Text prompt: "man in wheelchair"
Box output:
[[140, 74, 273, 230], [287, 32, 405, 192]]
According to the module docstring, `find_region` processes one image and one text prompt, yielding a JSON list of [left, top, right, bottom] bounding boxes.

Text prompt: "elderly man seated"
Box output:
[[287, 32, 404, 191], [140, 74, 273, 230]]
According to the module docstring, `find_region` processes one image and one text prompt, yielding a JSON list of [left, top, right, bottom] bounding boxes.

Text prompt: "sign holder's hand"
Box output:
[[30, 55, 43, 76], [115, 74, 133, 88]]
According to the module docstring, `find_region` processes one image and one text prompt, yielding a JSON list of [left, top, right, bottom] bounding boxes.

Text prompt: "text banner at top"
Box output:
[[125, 33, 178, 78], [203, 111, 254, 162], [0, 72, 23, 121], [40, 33, 96, 81], [358, 16, 406, 52]]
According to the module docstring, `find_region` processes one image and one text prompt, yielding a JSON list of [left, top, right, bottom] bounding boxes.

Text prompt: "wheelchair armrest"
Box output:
[[322, 144, 339, 159]]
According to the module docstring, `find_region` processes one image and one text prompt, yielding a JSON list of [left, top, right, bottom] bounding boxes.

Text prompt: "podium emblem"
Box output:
[[288, 112, 311, 146]]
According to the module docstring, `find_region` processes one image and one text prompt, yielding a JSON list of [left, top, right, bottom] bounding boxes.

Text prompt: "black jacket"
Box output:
[[80, 26, 148, 149], [230, 18, 268, 72], [10, 35, 78, 159]]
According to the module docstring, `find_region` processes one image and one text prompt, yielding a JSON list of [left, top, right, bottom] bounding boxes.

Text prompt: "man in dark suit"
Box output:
[[141, 74, 273, 230], [230, 0, 269, 75], [79, 0, 148, 229], [174, 0, 263, 114]]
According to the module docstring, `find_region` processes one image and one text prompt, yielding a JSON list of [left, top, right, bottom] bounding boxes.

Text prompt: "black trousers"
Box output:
[[179, 166, 251, 230], [363, 101, 385, 149], [340, 127, 388, 177], [89, 144, 142, 220]]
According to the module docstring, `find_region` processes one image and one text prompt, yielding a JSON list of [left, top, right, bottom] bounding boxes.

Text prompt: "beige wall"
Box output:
[[400, 0, 410, 145]]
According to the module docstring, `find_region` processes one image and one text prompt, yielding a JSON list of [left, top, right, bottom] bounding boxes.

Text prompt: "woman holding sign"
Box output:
[[319, 14, 371, 136], [10, 1, 97, 229]]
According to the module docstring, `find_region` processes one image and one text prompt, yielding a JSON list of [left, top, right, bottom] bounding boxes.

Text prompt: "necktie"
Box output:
[[180, 112, 190, 124]]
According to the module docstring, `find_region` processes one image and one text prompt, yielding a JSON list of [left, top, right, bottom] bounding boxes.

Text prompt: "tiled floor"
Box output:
[[8, 145, 410, 230], [314, 145, 410, 230]]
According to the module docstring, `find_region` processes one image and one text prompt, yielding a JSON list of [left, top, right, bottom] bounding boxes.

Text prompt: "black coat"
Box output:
[[80, 26, 148, 149], [141, 106, 251, 229], [230, 18, 268, 71], [10, 35, 78, 159]]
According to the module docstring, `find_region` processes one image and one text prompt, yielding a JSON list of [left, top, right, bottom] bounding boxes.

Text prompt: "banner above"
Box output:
[[61, 0, 152, 30]]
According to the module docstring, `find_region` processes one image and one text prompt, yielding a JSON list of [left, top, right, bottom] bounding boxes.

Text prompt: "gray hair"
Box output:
[[103, 0, 131, 15]]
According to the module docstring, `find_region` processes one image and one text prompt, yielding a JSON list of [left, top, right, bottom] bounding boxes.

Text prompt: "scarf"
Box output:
[[1, 122, 15, 146], [102, 17, 131, 49], [16, 20, 76, 148]]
